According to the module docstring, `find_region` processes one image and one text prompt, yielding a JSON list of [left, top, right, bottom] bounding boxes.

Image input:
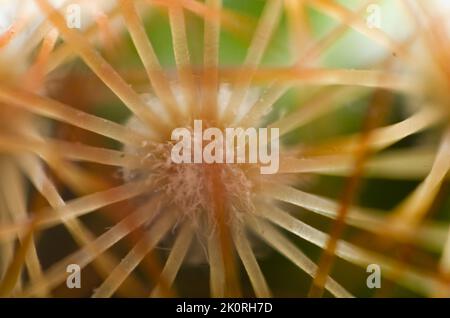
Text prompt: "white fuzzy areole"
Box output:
[[122, 84, 261, 231]]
